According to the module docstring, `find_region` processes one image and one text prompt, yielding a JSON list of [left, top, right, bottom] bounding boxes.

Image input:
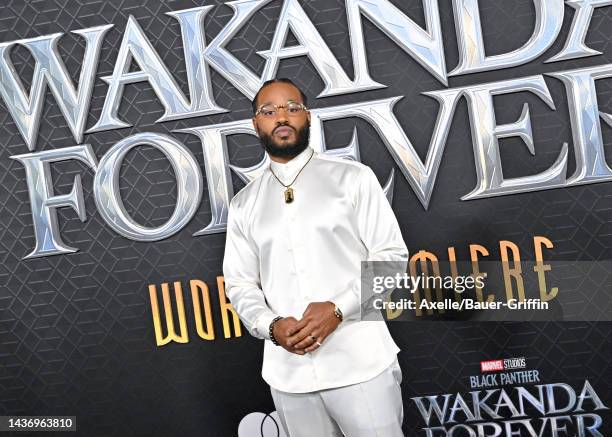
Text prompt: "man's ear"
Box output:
[[252, 117, 259, 136], [306, 110, 311, 123]]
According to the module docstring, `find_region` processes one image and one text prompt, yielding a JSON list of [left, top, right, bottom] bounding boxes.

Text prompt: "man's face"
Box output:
[[252, 82, 311, 159]]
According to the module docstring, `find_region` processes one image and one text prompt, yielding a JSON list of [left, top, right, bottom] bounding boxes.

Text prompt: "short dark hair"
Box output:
[[252, 78, 308, 114]]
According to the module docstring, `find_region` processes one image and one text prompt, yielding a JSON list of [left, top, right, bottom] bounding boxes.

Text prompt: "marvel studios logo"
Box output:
[[480, 357, 526, 372]]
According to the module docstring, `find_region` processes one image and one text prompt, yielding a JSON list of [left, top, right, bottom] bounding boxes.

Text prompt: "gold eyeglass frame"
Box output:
[[254, 101, 309, 118]]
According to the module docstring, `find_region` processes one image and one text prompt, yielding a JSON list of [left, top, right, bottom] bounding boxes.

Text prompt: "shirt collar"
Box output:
[[269, 146, 316, 179]]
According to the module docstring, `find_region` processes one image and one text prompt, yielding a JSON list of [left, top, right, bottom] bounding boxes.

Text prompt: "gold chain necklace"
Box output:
[[269, 149, 315, 203]]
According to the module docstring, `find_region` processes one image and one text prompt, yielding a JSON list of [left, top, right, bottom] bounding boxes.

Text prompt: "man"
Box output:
[[223, 78, 408, 437]]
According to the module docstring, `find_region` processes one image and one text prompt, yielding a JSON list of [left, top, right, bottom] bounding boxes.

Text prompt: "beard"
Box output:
[[259, 122, 310, 159]]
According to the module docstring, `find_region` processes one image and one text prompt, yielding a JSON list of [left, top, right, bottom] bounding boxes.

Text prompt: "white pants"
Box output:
[[270, 359, 404, 437]]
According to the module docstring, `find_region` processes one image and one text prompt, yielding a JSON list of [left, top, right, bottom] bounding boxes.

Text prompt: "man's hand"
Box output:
[[286, 302, 341, 353], [272, 317, 306, 355]]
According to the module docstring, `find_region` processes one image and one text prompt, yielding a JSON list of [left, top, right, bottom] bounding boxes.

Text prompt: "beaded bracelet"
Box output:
[[269, 316, 284, 345]]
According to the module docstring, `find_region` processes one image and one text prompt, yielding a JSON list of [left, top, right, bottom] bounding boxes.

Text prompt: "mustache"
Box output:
[[273, 124, 295, 135]]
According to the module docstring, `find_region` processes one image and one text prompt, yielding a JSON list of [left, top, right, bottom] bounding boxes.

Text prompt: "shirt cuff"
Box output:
[[253, 311, 281, 340], [330, 280, 362, 321]]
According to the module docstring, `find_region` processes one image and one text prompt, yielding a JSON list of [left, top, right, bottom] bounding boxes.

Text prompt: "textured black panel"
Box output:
[[0, 1, 611, 436]]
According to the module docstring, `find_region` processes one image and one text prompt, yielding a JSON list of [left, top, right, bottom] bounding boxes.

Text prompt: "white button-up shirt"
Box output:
[[223, 146, 409, 393]]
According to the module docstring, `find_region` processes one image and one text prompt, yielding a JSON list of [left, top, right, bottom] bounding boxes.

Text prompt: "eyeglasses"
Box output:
[[255, 101, 308, 118]]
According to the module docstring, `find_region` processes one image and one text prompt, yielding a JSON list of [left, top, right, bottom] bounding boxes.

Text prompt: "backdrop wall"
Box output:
[[0, 1, 610, 435]]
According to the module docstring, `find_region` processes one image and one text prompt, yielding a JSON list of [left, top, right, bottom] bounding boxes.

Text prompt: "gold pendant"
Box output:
[[284, 187, 294, 203]]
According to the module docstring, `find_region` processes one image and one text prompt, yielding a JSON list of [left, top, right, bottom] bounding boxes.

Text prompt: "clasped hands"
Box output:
[[272, 301, 341, 355]]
